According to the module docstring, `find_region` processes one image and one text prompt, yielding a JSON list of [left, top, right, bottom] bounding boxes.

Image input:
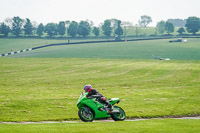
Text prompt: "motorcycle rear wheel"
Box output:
[[78, 107, 94, 122], [111, 106, 126, 121]]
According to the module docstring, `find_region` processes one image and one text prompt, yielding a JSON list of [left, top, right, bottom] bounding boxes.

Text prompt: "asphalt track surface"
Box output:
[[1, 116, 200, 124]]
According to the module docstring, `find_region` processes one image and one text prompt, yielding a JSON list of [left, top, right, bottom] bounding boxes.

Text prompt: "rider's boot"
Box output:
[[107, 104, 113, 113]]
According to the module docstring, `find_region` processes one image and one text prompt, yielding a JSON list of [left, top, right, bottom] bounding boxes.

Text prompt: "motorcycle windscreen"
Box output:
[[109, 98, 120, 105]]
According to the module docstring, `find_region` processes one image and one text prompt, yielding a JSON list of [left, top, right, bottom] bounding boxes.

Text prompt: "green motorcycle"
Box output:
[[77, 92, 126, 122]]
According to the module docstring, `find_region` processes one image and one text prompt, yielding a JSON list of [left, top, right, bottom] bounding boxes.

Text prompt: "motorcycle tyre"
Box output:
[[111, 106, 126, 121], [78, 107, 94, 122]]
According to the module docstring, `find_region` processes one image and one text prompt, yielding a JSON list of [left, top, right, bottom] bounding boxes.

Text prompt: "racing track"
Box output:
[[1, 116, 200, 124]]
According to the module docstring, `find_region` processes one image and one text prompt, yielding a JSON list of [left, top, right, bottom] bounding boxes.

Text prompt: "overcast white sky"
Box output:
[[1, 0, 200, 26]]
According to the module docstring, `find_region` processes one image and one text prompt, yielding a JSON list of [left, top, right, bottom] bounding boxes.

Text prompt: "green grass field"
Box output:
[[0, 38, 109, 54], [8, 38, 200, 60], [2, 38, 200, 60], [0, 38, 200, 132], [0, 39, 68, 54], [0, 58, 200, 122], [0, 119, 200, 133]]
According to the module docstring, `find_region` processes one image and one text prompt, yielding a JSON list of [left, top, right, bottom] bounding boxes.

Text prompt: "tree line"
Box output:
[[0, 16, 200, 39], [156, 17, 200, 35], [0, 17, 124, 39]]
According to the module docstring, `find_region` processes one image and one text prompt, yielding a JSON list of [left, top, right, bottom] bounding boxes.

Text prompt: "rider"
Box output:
[[83, 84, 113, 111]]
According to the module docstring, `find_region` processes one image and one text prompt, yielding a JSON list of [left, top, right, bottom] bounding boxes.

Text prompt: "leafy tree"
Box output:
[[115, 20, 123, 40], [86, 19, 94, 28], [65, 20, 71, 29], [93, 27, 100, 37], [165, 21, 174, 35], [78, 21, 91, 37], [122, 21, 132, 40], [185, 16, 200, 35], [156, 20, 166, 35], [65, 20, 70, 36], [67, 21, 78, 37], [110, 18, 118, 36], [12, 16, 24, 37], [139, 15, 152, 27], [135, 24, 141, 37], [4, 18, 13, 29], [32, 21, 38, 35], [24, 18, 33, 36], [102, 20, 112, 38], [177, 27, 185, 35], [0, 22, 10, 36], [45, 23, 57, 37], [37, 23, 44, 37], [57, 21, 66, 37]]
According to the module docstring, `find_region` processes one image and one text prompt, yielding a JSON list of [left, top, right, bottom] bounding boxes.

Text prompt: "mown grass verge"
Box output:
[[0, 119, 200, 133]]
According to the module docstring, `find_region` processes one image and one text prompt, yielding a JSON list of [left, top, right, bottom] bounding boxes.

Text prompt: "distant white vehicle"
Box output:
[[183, 39, 188, 43], [164, 58, 171, 61]]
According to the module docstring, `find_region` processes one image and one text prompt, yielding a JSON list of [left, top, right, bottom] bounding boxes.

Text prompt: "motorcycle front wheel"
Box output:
[[78, 107, 94, 122], [111, 106, 126, 121]]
